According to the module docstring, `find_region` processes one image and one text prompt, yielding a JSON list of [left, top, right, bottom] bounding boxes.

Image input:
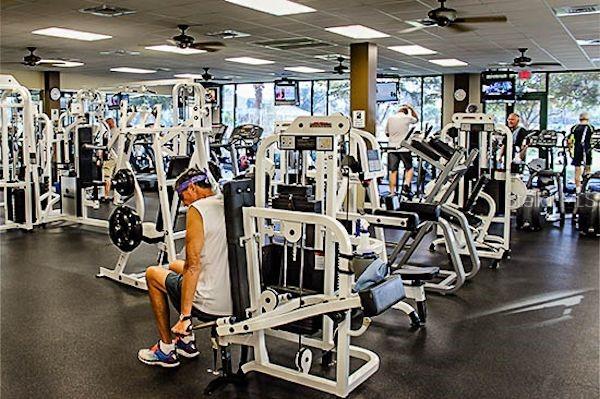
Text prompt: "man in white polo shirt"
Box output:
[[386, 104, 419, 197]]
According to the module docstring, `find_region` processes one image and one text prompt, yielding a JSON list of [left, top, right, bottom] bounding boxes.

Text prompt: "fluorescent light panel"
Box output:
[[32, 27, 111, 41], [174, 73, 204, 79], [388, 45, 437, 56], [145, 45, 206, 54], [284, 66, 324, 73], [110, 67, 156, 74], [429, 58, 468, 67], [325, 25, 389, 39], [224, 0, 315, 15], [226, 57, 274, 65]]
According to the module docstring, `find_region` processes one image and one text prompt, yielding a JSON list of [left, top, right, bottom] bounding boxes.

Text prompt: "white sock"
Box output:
[[159, 340, 175, 353], [180, 334, 195, 344]]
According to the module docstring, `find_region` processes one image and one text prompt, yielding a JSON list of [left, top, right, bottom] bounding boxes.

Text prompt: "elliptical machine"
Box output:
[[516, 130, 567, 230], [574, 129, 600, 236]]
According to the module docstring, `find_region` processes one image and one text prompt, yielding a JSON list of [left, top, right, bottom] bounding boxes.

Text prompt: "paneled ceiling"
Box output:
[[0, 0, 598, 82]]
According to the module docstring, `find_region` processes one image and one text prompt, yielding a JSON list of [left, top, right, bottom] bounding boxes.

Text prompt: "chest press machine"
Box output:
[[99, 80, 216, 290], [195, 115, 417, 397]]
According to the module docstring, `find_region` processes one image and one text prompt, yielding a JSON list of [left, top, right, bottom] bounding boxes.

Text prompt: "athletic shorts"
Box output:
[[102, 159, 116, 179], [388, 151, 413, 172], [164, 272, 218, 322], [572, 147, 592, 167]]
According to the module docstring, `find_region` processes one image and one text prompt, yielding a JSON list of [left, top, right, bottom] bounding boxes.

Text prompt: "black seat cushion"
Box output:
[[398, 202, 440, 222], [393, 266, 440, 281]]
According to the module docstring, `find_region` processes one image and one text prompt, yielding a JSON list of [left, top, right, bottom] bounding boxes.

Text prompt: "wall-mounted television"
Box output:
[[205, 87, 219, 105], [376, 82, 398, 102], [106, 93, 129, 110], [274, 80, 299, 106], [481, 72, 516, 101]]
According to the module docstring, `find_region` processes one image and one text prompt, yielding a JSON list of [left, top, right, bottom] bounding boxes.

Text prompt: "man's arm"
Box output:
[[179, 207, 204, 319]]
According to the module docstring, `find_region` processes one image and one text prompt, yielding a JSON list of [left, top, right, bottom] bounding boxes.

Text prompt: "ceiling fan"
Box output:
[[400, 0, 508, 33], [333, 57, 349, 75], [2, 47, 80, 67], [199, 68, 233, 82], [509, 48, 561, 68], [168, 25, 226, 52]]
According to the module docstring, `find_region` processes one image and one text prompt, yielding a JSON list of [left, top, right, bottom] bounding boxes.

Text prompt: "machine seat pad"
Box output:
[[358, 275, 405, 317], [397, 202, 440, 222], [394, 266, 440, 281]]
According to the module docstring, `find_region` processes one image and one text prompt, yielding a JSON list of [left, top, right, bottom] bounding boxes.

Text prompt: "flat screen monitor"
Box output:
[[376, 82, 398, 102], [481, 77, 515, 101], [106, 93, 129, 110], [205, 87, 219, 105], [274, 81, 298, 105]]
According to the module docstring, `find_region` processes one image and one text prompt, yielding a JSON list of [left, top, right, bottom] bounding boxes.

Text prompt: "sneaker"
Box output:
[[138, 342, 180, 368], [175, 336, 200, 359]]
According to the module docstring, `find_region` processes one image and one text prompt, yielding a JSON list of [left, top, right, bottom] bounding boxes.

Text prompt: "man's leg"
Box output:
[[389, 170, 398, 195], [146, 266, 173, 343], [404, 167, 414, 191], [575, 166, 582, 192], [169, 259, 185, 274]]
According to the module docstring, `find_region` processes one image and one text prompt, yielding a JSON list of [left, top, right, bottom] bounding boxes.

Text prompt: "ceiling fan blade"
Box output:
[[167, 39, 179, 46], [448, 23, 474, 33], [193, 41, 225, 47], [530, 62, 561, 66], [399, 25, 426, 34], [454, 15, 508, 24]]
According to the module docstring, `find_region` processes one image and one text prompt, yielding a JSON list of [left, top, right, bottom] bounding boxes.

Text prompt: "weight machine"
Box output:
[[100, 80, 215, 290], [0, 75, 40, 231], [211, 115, 410, 397]]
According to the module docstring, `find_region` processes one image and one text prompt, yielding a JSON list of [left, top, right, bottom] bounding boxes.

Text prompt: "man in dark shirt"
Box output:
[[569, 112, 595, 192]]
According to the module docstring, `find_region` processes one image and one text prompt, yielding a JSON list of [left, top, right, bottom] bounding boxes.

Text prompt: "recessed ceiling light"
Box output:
[[388, 45, 437, 56], [429, 58, 468, 67], [325, 25, 389, 39], [173, 73, 204, 79], [577, 39, 600, 46], [32, 27, 112, 41], [224, 0, 316, 16], [226, 57, 275, 65], [284, 66, 324, 73], [53, 61, 85, 67], [110, 67, 156, 74], [145, 45, 206, 55]]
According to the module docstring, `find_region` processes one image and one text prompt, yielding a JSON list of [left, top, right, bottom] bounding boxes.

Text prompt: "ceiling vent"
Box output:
[[205, 29, 250, 39], [554, 4, 600, 16], [79, 4, 136, 17], [99, 49, 140, 56], [255, 37, 332, 50]]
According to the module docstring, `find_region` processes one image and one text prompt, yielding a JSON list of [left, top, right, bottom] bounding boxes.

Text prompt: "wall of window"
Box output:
[[376, 76, 443, 139], [221, 77, 441, 136], [548, 71, 599, 129]]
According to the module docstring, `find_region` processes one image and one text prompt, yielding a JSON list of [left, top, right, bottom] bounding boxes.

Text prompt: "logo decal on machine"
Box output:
[[309, 121, 332, 128]]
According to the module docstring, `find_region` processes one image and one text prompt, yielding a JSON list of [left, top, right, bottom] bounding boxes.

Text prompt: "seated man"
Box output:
[[138, 167, 232, 368]]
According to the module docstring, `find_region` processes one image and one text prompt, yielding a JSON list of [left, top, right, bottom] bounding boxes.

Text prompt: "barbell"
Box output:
[[112, 168, 136, 197], [108, 205, 143, 252]]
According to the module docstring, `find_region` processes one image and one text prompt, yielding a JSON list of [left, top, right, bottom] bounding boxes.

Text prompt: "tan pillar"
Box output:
[[350, 42, 377, 134]]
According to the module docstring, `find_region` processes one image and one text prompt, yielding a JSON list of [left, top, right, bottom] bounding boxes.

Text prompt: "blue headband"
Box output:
[[175, 171, 210, 195]]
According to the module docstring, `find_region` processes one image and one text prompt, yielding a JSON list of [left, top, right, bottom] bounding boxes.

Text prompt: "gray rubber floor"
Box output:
[[1, 220, 598, 398]]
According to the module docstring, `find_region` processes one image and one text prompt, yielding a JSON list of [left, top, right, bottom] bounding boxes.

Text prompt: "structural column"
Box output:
[[43, 71, 60, 115], [350, 42, 377, 134]]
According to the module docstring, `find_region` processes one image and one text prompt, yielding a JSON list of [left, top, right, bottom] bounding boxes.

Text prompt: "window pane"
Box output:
[[484, 102, 508, 125], [516, 73, 546, 94], [548, 71, 600, 129], [312, 80, 327, 115], [514, 100, 541, 130], [422, 76, 442, 132], [398, 77, 422, 129], [235, 83, 275, 134], [221, 84, 235, 134], [328, 80, 350, 116], [299, 81, 311, 113]]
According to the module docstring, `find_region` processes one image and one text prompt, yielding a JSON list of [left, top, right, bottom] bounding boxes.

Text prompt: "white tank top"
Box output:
[[190, 195, 233, 316]]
